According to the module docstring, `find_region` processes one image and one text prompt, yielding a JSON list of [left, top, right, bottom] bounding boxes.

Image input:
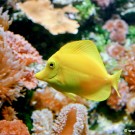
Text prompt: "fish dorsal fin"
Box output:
[[59, 40, 104, 67]]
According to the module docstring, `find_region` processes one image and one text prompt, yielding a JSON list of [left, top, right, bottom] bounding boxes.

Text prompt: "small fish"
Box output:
[[35, 40, 122, 101]]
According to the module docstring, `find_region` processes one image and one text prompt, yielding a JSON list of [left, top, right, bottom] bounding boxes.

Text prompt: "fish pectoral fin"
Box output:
[[64, 92, 77, 101], [83, 84, 111, 101]]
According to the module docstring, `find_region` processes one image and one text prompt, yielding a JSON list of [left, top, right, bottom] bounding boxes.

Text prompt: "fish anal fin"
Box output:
[[83, 84, 111, 101], [64, 92, 77, 101]]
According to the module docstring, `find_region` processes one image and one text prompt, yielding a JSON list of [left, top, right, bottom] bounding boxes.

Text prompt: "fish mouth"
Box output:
[[35, 70, 57, 81]]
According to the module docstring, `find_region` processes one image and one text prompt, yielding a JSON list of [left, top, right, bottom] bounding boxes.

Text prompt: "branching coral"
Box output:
[[103, 18, 128, 43], [31, 104, 88, 135], [5, 31, 42, 66], [0, 27, 42, 102], [0, 120, 30, 135], [0, 7, 12, 30], [0, 7, 43, 103], [1, 30, 43, 90], [0, 28, 26, 102], [17, 0, 79, 35], [31, 109, 53, 135]]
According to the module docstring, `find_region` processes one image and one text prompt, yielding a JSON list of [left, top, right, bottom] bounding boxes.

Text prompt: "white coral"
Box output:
[[31, 109, 53, 135]]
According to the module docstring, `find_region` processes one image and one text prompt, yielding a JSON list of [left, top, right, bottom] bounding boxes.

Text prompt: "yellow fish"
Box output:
[[35, 40, 122, 101]]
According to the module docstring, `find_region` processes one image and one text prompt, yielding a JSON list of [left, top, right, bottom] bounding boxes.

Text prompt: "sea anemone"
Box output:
[[2, 106, 18, 121], [52, 103, 88, 135]]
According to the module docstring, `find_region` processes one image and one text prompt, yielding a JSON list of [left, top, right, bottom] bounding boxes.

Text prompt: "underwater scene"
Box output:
[[0, 0, 135, 135]]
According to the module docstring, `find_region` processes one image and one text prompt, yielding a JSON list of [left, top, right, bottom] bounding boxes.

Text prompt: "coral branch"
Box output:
[[0, 7, 12, 30], [0, 120, 30, 135], [31, 109, 53, 135], [18, 0, 79, 35]]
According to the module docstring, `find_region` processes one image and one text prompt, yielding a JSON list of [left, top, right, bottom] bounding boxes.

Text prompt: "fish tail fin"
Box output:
[[111, 70, 122, 97]]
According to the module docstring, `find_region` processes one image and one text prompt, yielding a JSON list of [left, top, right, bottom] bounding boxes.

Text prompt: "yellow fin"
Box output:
[[64, 92, 77, 101], [59, 40, 105, 68], [111, 70, 122, 97], [83, 84, 111, 101]]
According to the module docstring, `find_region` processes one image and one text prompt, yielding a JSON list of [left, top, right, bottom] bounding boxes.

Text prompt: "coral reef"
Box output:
[[106, 43, 125, 60], [0, 7, 12, 30], [126, 92, 135, 114], [103, 18, 128, 43], [107, 80, 130, 111], [18, 0, 79, 35], [31, 104, 88, 135], [0, 7, 42, 104], [0, 0, 135, 134], [0, 120, 30, 135], [31, 86, 88, 113], [2, 106, 18, 121], [52, 104, 88, 135], [31, 109, 53, 135], [0, 28, 26, 102]]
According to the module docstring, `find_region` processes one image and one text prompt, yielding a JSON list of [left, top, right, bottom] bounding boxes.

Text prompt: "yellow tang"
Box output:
[[35, 40, 122, 101]]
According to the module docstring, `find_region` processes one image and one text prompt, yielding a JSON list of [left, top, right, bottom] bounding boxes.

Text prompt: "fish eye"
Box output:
[[49, 62, 55, 69]]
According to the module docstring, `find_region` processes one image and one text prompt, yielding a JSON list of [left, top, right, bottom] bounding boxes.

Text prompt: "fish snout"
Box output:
[[35, 70, 46, 81]]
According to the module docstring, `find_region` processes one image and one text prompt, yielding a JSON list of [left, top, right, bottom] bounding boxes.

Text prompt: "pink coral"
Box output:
[[106, 43, 125, 59], [1, 30, 42, 90], [5, 31, 42, 66], [103, 18, 128, 43], [19, 68, 38, 90], [0, 120, 30, 135], [0, 28, 26, 102], [0, 7, 43, 102]]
